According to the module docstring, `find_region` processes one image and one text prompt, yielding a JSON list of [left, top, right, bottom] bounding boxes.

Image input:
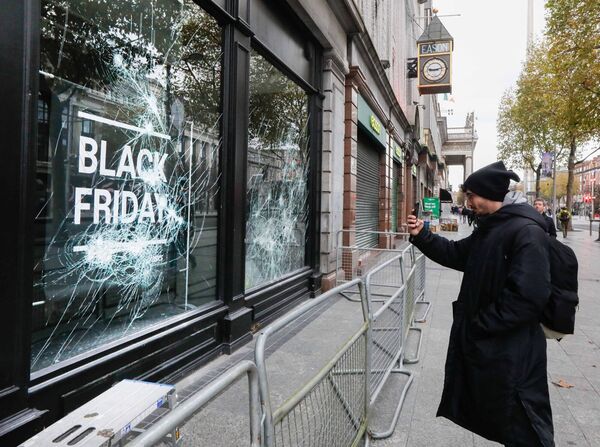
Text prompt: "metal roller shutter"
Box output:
[[356, 135, 380, 247]]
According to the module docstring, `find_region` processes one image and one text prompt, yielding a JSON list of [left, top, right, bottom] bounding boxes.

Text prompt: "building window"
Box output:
[[32, 0, 222, 373], [81, 119, 94, 137], [245, 51, 310, 290], [37, 95, 50, 162]]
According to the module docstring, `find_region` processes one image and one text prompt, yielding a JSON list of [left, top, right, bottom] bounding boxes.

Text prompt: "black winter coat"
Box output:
[[543, 213, 557, 237], [410, 203, 554, 446]]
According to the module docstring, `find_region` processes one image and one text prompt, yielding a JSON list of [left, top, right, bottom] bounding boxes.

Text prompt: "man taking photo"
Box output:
[[407, 161, 554, 446]]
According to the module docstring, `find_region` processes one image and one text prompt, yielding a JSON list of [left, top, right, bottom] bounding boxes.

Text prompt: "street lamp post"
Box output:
[[592, 179, 595, 220], [551, 151, 558, 221]]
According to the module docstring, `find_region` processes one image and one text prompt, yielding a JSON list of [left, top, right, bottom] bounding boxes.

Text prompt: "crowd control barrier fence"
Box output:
[[117, 232, 429, 446], [126, 360, 261, 447], [364, 250, 412, 439], [335, 230, 410, 291], [255, 278, 370, 447]]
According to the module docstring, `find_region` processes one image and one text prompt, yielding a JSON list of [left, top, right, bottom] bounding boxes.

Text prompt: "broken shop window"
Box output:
[[245, 51, 310, 290], [32, 0, 222, 372]]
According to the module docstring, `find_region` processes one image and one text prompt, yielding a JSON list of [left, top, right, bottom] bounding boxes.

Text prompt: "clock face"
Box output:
[[422, 58, 447, 82]]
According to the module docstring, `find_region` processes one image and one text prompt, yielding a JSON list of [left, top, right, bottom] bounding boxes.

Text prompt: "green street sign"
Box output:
[[422, 197, 440, 219]]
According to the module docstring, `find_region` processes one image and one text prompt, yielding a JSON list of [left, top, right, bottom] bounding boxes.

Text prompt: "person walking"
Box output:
[[460, 206, 469, 224], [558, 206, 571, 238], [407, 161, 554, 447], [533, 198, 557, 237]]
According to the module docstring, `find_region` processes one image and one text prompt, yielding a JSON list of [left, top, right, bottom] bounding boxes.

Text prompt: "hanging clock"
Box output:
[[422, 58, 447, 82], [416, 16, 453, 95]]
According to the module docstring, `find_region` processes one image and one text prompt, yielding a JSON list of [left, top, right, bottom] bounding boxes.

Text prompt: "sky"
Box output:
[[431, 0, 547, 190]]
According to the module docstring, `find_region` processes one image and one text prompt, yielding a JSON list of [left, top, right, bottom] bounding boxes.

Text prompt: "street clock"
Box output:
[[417, 16, 453, 95], [422, 58, 447, 81]]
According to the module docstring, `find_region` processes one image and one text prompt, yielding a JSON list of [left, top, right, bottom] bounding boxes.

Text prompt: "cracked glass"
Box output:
[[32, 0, 222, 373], [245, 52, 310, 290]]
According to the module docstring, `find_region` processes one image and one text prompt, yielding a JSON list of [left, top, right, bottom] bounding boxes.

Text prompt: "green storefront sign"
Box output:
[[357, 95, 387, 148], [394, 144, 403, 162]]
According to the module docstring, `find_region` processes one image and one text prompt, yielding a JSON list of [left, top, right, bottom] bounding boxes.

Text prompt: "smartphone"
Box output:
[[413, 201, 420, 218]]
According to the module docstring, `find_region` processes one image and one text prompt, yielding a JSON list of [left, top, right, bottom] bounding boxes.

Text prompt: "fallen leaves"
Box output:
[[552, 379, 575, 389]]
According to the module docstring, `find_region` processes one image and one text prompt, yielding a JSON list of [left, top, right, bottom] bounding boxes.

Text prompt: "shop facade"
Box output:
[[338, 31, 415, 275], [0, 0, 450, 443], [1, 0, 325, 443]]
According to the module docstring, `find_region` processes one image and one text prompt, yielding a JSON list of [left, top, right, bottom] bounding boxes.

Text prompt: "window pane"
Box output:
[[245, 52, 310, 290], [33, 0, 222, 372]]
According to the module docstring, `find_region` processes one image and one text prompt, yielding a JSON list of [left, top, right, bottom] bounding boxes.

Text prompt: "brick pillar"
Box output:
[[405, 161, 414, 220], [378, 135, 392, 248], [397, 159, 406, 233], [342, 73, 359, 280]]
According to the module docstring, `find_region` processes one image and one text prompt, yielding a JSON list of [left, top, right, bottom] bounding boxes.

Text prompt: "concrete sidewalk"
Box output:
[[148, 221, 599, 447], [373, 222, 600, 447]]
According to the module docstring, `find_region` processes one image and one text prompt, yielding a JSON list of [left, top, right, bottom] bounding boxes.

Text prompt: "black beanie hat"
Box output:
[[461, 161, 520, 202]]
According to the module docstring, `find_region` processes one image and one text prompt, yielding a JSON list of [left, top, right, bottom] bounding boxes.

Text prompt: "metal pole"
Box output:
[[552, 151, 558, 222], [592, 180, 595, 219], [527, 0, 534, 53], [127, 361, 262, 447]]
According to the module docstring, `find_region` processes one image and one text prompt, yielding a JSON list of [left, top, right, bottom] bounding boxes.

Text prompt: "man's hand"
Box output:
[[407, 214, 424, 236]]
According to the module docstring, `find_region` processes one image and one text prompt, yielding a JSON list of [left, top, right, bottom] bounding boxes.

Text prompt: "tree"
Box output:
[[539, 172, 580, 204], [497, 88, 537, 190], [497, 0, 600, 210], [497, 42, 562, 197], [543, 0, 600, 211]]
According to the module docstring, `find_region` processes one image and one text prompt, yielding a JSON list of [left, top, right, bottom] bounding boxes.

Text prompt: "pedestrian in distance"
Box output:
[[558, 206, 571, 238], [460, 206, 468, 223], [407, 161, 554, 447], [465, 207, 475, 227], [534, 198, 557, 238]]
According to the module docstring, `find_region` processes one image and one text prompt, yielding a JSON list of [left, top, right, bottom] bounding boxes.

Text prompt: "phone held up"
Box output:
[[412, 201, 421, 218]]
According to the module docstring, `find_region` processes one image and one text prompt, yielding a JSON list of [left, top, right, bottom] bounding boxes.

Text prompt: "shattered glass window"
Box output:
[[32, 0, 222, 373], [245, 52, 310, 290]]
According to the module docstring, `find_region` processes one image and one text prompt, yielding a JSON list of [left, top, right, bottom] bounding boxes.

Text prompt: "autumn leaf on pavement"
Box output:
[[552, 379, 575, 389]]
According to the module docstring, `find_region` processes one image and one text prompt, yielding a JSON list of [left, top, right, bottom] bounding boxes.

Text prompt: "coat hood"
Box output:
[[477, 202, 548, 233], [502, 190, 528, 206]]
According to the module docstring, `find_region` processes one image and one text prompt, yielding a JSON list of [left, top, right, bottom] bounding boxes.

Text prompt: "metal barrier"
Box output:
[[402, 247, 429, 364], [255, 278, 370, 447], [336, 230, 410, 285], [364, 252, 414, 439], [126, 360, 261, 447], [124, 234, 429, 446]]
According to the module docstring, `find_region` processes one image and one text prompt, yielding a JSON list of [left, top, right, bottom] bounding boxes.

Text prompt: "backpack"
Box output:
[[558, 209, 571, 222], [506, 222, 579, 339], [541, 236, 579, 339]]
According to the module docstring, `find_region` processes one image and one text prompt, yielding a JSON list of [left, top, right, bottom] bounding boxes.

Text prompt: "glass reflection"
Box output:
[[32, 0, 222, 372]]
